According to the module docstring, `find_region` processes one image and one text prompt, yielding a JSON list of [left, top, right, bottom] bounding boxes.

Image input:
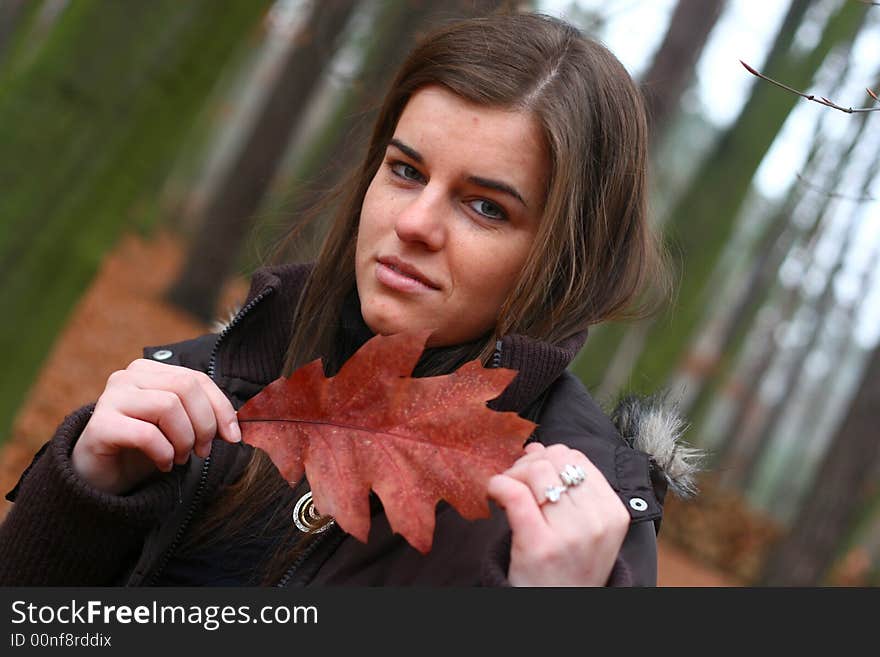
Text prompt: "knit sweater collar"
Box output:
[[215, 263, 588, 414]]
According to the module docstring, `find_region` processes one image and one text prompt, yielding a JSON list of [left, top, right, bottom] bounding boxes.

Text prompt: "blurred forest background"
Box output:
[[1, 0, 878, 586]]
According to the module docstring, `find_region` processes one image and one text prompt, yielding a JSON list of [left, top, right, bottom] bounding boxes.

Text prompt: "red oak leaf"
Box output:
[[238, 330, 535, 553]]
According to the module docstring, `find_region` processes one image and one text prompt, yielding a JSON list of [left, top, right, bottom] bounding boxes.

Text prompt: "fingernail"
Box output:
[[229, 420, 242, 443]]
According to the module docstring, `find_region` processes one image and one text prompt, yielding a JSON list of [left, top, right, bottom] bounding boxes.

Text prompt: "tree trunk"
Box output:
[[640, 0, 726, 145], [167, 0, 361, 320], [759, 343, 880, 585], [764, 238, 880, 526], [671, 41, 853, 423], [740, 111, 873, 495], [717, 103, 872, 487]]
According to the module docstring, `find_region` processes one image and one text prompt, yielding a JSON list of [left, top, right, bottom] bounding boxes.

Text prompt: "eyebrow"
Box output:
[[388, 138, 528, 208]]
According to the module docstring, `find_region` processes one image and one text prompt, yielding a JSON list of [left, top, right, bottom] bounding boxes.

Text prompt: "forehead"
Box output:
[[393, 86, 549, 201]]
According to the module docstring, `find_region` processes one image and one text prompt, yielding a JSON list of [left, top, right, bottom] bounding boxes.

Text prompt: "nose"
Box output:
[[394, 188, 446, 251]]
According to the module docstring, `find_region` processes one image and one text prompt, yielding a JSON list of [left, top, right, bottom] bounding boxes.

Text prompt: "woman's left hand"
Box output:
[[487, 442, 630, 586]]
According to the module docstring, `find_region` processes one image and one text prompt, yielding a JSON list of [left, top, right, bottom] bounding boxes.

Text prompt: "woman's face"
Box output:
[[355, 86, 549, 347]]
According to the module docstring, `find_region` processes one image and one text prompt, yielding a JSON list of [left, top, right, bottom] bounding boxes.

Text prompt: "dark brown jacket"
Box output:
[[1, 264, 694, 586]]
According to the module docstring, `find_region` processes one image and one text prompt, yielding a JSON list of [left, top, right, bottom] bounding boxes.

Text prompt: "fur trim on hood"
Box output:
[[610, 394, 703, 499]]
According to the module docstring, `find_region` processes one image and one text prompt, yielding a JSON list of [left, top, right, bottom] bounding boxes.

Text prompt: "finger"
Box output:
[[555, 451, 621, 509], [189, 370, 241, 446], [127, 365, 239, 455], [510, 442, 576, 469], [503, 458, 573, 509], [125, 371, 215, 458], [104, 415, 177, 473], [520, 444, 594, 491], [513, 441, 549, 465], [523, 442, 545, 456], [108, 387, 197, 465], [512, 443, 624, 512], [549, 456, 628, 530], [536, 443, 582, 467], [507, 445, 601, 513], [127, 359, 240, 442], [487, 474, 549, 545], [572, 476, 630, 531]]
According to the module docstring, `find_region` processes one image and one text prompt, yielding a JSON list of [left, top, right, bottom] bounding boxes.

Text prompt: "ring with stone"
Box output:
[[543, 484, 568, 504], [559, 464, 586, 488]]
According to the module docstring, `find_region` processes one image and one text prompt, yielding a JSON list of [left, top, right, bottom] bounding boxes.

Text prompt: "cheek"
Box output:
[[357, 191, 376, 247], [356, 216, 381, 275], [358, 188, 398, 251], [456, 239, 530, 311]]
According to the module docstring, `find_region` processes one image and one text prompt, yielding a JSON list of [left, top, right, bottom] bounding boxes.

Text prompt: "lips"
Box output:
[[377, 256, 440, 290]]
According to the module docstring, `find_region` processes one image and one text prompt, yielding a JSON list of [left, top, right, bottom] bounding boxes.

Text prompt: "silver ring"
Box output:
[[543, 484, 567, 504], [559, 464, 586, 488]]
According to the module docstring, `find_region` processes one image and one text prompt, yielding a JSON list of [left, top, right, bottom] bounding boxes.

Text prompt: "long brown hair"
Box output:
[[180, 11, 669, 584], [287, 11, 665, 374]]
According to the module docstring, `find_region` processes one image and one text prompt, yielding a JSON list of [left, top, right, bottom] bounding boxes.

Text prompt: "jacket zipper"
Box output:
[[492, 339, 503, 368], [276, 524, 341, 587], [140, 287, 275, 586], [206, 288, 274, 380]]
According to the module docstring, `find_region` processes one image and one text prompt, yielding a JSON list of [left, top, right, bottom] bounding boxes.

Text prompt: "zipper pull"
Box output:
[[491, 339, 503, 368], [292, 491, 335, 534]]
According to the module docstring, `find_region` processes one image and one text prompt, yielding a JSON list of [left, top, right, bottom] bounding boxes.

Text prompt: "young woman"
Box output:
[[0, 11, 695, 587]]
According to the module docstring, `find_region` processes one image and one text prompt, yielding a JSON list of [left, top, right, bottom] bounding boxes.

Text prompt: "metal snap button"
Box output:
[[152, 349, 173, 361], [629, 497, 648, 512]]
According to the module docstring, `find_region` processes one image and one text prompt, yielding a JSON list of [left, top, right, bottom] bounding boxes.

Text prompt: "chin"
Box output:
[[361, 305, 407, 337], [362, 308, 443, 346]]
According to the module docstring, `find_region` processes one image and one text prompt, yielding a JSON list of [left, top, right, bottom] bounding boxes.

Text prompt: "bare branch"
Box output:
[[741, 60, 880, 113], [796, 173, 878, 203]]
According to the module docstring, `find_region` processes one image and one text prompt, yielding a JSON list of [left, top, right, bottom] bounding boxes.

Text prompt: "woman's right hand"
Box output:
[[71, 358, 242, 495]]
